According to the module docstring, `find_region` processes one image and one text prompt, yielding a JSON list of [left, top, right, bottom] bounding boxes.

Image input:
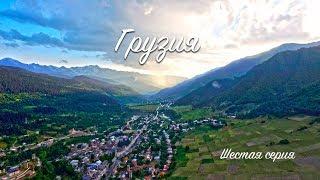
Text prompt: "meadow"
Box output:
[[128, 103, 159, 113]]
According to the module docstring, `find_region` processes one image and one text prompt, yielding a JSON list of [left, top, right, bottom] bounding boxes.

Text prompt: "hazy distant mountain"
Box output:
[[72, 75, 137, 96], [179, 46, 320, 117], [0, 58, 186, 94], [151, 41, 320, 100], [0, 66, 135, 96]]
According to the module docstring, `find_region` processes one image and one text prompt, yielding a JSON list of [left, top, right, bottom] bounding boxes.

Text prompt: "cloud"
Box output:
[[0, 0, 319, 77], [58, 59, 68, 64], [1, 0, 314, 51], [0, 29, 114, 52], [224, 44, 237, 49], [0, 9, 78, 31], [0, 0, 124, 57], [0, 29, 64, 47], [4, 42, 19, 48], [96, 53, 109, 60], [28, 32, 64, 47], [219, 0, 310, 45], [0, 29, 25, 41]]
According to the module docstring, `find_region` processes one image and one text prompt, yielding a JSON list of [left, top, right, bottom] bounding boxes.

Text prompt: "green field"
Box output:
[[128, 103, 159, 112], [170, 116, 320, 179], [172, 106, 215, 122]]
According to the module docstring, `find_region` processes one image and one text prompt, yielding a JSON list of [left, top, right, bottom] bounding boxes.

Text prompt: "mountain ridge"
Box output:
[[151, 41, 320, 100], [177, 45, 320, 117], [0, 65, 136, 96], [0, 58, 187, 94]]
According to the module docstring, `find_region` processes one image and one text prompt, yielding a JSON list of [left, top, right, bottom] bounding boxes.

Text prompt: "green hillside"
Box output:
[[176, 46, 320, 118], [0, 66, 128, 136]]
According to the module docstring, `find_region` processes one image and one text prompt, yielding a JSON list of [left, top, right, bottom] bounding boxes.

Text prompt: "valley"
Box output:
[[0, 102, 225, 179], [1, 1, 320, 179], [0, 58, 187, 94], [0, 43, 319, 179], [2, 102, 319, 179]]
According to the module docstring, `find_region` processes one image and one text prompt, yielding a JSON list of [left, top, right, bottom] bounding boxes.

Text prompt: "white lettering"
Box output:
[[114, 29, 201, 64]]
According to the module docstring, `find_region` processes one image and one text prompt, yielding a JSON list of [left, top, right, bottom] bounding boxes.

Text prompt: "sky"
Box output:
[[0, 0, 320, 78]]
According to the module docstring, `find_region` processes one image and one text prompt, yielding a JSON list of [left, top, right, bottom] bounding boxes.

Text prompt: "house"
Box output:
[[0, 152, 6, 157], [70, 160, 79, 167], [7, 166, 20, 177], [132, 159, 138, 167], [163, 165, 169, 172], [154, 156, 160, 161]]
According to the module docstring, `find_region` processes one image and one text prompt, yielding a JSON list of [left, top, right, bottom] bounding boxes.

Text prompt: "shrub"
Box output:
[[278, 139, 290, 145], [201, 158, 214, 164]]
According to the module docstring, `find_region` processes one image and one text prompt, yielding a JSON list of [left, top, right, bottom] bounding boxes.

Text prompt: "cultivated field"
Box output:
[[170, 116, 320, 179]]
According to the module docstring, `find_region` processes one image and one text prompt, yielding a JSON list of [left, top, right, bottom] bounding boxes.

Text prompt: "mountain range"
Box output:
[[151, 41, 320, 100], [176, 45, 320, 117], [0, 58, 186, 94], [0, 66, 137, 96], [1, 40, 320, 118], [0, 65, 127, 122]]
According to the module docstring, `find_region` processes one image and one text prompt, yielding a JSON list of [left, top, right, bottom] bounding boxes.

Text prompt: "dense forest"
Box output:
[[176, 46, 320, 118], [0, 67, 131, 136]]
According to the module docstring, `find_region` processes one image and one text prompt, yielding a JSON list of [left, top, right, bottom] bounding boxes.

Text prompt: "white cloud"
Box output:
[[1, 0, 320, 78], [113, 0, 319, 76]]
